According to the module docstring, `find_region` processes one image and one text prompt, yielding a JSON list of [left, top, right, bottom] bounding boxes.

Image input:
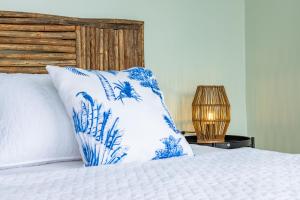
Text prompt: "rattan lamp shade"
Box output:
[[192, 86, 230, 143]]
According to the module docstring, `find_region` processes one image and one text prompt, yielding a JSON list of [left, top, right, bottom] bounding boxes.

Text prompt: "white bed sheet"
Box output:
[[0, 144, 223, 175], [1, 147, 300, 200]]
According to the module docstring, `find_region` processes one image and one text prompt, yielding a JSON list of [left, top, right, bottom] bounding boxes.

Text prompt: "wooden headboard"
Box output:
[[0, 11, 144, 73]]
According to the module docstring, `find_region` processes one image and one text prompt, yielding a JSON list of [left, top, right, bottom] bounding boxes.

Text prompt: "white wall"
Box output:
[[0, 0, 247, 135]]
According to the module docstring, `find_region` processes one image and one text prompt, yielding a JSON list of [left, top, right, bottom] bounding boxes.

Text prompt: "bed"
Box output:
[[0, 11, 300, 200]]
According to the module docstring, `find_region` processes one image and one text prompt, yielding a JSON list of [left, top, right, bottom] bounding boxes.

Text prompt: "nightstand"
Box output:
[[182, 131, 255, 149]]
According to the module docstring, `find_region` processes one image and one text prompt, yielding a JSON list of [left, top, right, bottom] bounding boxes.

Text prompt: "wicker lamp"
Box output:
[[192, 86, 230, 143]]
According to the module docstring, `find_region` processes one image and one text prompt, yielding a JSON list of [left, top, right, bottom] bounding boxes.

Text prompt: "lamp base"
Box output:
[[197, 138, 225, 144], [196, 134, 225, 144]]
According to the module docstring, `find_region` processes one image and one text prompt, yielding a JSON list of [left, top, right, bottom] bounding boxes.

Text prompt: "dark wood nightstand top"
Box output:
[[183, 134, 255, 149]]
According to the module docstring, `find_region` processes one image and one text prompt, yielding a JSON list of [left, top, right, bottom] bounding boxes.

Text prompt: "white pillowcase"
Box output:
[[47, 65, 193, 166], [0, 73, 81, 169]]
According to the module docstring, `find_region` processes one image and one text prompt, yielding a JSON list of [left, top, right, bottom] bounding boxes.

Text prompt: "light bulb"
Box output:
[[208, 112, 214, 121]]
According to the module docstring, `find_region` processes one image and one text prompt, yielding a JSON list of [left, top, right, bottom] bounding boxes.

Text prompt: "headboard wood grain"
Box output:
[[0, 11, 144, 73]]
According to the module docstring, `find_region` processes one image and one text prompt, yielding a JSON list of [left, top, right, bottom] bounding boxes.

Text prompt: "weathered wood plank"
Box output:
[[75, 26, 82, 68], [0, 66, 46, 74], [0, 11, 142, 23], [0, 53, 76, 60], [114, 30, 119, 70], [123, 29, 131, 69], [138, 26, 144, 66], [0, 24, 75, 31], [0, 37, 75, 46], [0, 60, 76, 67], [0, 44, 75, 53], [90, 27, 96, 68], [0, 31, 76, 39], [108, 29, 115, 69], [118, 29, 124, 70], [86, 27, 91, 70], [127, 29, 134, 68], [0, 18, 142, 30], [103, 29, 109, 70], [0, 11, 68, 19], [99, 29, 104, 69], [80, 26, 86, 69], [133, 29, 138, 66], [95, 28, 100, 67]]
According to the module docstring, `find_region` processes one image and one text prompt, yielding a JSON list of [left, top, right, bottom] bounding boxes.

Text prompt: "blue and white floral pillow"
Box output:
[[47, 66, 193, 166]]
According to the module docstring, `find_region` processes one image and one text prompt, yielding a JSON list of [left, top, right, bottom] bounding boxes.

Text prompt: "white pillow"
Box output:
[[47, 66, 193, 166], [0, 73, 81, 169]]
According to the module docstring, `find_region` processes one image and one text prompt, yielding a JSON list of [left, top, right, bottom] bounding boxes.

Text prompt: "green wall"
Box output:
[[0, 0, 247, 135], [246, 0, 300, 153]]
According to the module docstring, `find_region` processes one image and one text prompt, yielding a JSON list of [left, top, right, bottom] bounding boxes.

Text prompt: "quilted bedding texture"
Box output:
[[1, 148, 300, 200]]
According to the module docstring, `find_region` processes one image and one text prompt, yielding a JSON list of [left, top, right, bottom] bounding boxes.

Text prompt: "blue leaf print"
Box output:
[[125, 67, 152, 80], [76, 91, 95, 106], [126, 68, 162, 99], [163, 115, 180, 134], [66, 67, 88, 76], [107, 70, 118, 75], [126, 67, 180, 134], [82, 143, 99, 166], [152, 135, 186, 160], [72, 92, 128, 166], [90, 71, 116, 101], [114, 81, 142, 103]]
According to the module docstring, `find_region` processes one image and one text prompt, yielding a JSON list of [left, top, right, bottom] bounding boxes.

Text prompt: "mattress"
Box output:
[[1, 147, 300, 200]]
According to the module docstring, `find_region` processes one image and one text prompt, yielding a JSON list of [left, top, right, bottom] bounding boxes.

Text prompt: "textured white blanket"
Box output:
[[1, 148, 300, 200]]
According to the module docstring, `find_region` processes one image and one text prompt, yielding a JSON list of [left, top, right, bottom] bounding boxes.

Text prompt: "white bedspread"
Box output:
[[1, 148, 300, 200], [0, 144, 221, 175]]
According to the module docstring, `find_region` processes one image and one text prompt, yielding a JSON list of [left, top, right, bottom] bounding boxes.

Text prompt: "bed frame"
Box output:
[[0, 11, 144, 73]]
